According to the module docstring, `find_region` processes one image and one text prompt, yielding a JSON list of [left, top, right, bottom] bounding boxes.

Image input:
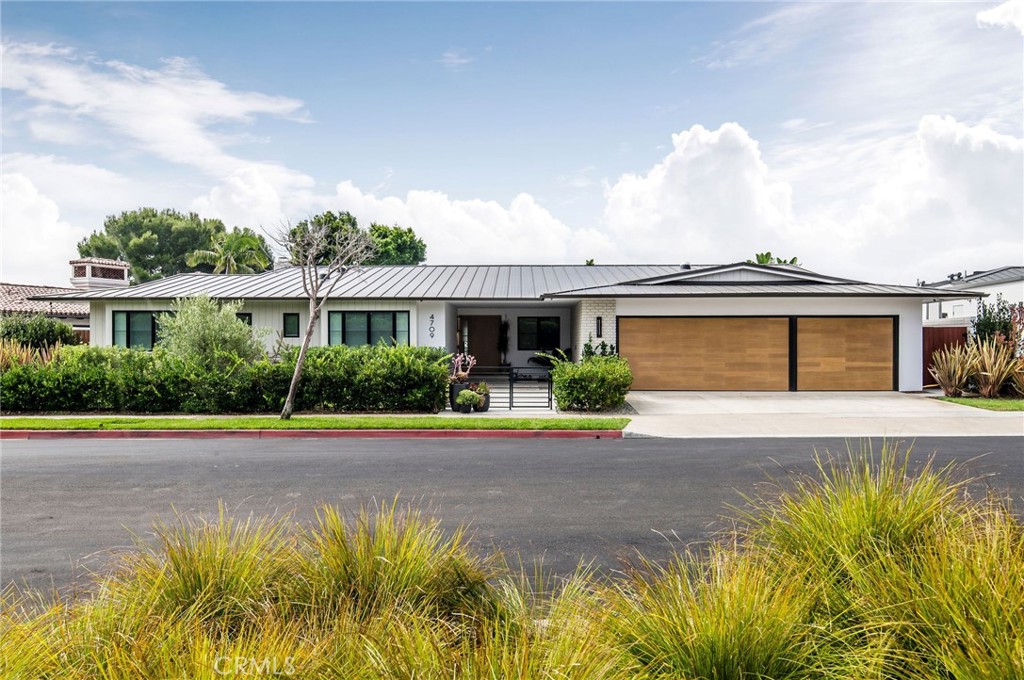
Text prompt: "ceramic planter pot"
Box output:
[[449, 382, 469, 410], [473, 393, 490, 412], [457, 403, 473, 413]]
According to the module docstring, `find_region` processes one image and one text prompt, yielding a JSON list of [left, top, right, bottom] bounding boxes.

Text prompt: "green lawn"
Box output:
[[940, 397, 1024, 412], [0, 415, 630, 431]]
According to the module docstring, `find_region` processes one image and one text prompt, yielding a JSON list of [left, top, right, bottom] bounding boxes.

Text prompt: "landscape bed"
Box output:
[[0, 415, 631, 431]]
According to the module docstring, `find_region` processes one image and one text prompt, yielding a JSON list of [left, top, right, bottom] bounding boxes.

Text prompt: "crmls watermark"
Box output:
[[213, 656, 297, 676]]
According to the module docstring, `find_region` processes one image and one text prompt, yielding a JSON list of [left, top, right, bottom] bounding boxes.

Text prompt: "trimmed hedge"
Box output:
[[0, 344, 449, 414], [550, 355, 633, 412]]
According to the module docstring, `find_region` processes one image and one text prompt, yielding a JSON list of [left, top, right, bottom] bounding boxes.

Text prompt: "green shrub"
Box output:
[[0, 313, 80, 349], [0, 343, 447, 414], [157, 295, 266, 369], [297, 344, 449, 413], [550, 355, 633, 411], [973, 294, 1020, 343]]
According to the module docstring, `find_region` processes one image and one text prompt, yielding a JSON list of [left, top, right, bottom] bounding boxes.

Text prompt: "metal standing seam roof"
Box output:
[[32, 263, 969, 302], [925, 266, 1024, 290], [33, 265, 685, 301], [542, 283, 981, 298]]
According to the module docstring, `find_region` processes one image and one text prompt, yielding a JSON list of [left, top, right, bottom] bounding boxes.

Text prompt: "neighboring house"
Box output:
[[37, 261, 969, 391], [922, 266, 1024, 325], [0, 282, 91, 342]]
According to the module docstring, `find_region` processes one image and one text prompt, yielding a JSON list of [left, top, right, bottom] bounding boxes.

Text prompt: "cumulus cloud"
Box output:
[[315, 181, 612, 264], [602, 123, 793, 263], [839, 115, 1023, 279], [1, 173, 87, 285], [977, 0, 1024, 34]]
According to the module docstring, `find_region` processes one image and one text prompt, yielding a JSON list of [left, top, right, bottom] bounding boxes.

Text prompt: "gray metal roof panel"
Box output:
[[544, 283, 979, 298], [40, 264, 929, 302]]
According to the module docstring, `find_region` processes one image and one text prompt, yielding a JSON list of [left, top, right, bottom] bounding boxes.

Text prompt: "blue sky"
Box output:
[[2, 1, 1022, 285]]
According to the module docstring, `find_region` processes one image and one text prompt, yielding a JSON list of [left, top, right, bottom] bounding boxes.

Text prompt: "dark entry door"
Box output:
[[464, 315, 502, 367]]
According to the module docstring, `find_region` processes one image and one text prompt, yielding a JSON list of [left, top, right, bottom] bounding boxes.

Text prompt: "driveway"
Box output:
[[625, 391, 1024, 438]]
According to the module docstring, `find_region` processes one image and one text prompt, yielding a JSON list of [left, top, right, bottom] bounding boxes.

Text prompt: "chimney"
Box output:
[[273, 256, 292, 270], [70, 258, 130, 290]]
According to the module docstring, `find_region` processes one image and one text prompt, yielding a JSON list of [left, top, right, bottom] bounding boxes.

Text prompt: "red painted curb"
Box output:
[[0, 429, 622, 440]]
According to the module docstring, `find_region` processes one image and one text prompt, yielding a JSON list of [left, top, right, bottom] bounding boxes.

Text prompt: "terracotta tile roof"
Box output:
[[0, 282, 89, 316]]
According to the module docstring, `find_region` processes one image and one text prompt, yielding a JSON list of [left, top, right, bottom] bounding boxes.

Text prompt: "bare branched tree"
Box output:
[[274, 219, 376, 419]]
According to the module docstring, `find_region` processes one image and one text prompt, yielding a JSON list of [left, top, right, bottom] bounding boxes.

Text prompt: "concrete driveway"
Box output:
[[625, 391, 1024, 438]]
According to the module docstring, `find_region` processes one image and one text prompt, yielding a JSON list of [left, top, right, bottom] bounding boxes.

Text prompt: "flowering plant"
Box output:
[[449, 352, 477, 383]]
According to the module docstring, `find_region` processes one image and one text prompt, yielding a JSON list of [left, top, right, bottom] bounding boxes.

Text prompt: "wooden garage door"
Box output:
[[618, 317, 790, 390], [797, 317, 894, 391]]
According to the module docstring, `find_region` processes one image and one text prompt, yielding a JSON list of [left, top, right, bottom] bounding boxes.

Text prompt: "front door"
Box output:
[[463, 315, 502, 367]]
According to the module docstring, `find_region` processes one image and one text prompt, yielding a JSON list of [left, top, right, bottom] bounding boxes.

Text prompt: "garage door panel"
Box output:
[[619, 317, 789, 391], [797, 317, 893, 391]]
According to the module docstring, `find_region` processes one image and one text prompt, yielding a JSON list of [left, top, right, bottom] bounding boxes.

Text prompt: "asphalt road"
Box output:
[[2, 436, 1022, 593]]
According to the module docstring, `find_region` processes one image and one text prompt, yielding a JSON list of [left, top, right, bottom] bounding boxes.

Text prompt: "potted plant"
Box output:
[[448, 353, 477, 410], [455, 389, 481, 413], [472, 381, 491, 412]]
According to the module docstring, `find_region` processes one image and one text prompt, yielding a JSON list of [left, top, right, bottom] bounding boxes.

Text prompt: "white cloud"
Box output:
[[697, 4, 836, 69], [310, 181, 612, 264], [602, 123, 794, 263], [1, 42, 309, 182], [1, 173, 87, 285], [977, 0, 1024, 34], [438, 49, 474, 71]]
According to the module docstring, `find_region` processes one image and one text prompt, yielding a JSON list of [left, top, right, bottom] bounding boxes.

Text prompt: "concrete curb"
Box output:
[[0, 429, 623, 440]]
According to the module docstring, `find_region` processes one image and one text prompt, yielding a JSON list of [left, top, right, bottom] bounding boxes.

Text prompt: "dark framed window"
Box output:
[[112, 311, 161, 350], [518, 316, 560, 351], [328, 311, 410, 346], [283, 313, 300, 338], [236, 313, 252, 326]]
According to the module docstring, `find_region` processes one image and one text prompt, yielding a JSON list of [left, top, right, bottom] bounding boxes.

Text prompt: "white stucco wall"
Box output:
[[615, 296, 924, 391], [923, 280, 1023, 322]]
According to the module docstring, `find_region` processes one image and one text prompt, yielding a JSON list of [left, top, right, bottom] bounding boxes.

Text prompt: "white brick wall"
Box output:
[[572, 299, 616, 359]]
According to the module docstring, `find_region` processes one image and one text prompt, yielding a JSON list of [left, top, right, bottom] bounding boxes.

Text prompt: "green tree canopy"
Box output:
[[290, 211, 426, 266], [78, 208, 253, 282], [366, 224, 427, 265], [187, 228, 273, 275], [748, 251, 801, 266]]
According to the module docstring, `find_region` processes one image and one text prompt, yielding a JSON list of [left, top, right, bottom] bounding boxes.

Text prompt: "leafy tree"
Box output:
[[366, 224, 427, 265], [78, 208, 228, 282], [157, 295, 266, 370], [973, 294, 1022, 345], [0, 314, 80, 348], [291, 211, 426, 266], [275, 220, 376, 419], [186, 228, 273, 275], [749, 252, 800, 266]]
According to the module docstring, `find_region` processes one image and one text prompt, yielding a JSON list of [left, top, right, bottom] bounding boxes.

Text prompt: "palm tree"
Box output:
[[187, 229, 271, 275]]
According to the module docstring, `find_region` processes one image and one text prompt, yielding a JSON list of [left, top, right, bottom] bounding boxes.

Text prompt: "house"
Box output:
[[1, 283, 91, 342], [922, 266, 1024, 325], [37, 261, 970, 392]]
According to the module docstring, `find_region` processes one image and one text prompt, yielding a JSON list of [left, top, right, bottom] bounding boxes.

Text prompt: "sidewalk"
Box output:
[[623, 391, 1024, 438]]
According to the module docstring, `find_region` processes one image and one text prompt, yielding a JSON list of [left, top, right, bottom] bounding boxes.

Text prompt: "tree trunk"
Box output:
[[280, 300, 321, 420]]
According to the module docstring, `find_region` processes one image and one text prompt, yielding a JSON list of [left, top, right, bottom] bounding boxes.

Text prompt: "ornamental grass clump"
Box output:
[[971, 335, 1021, 398], [294, 501, 496, 623], [603, 548, 833, 680], [928, 342, 976, 396]]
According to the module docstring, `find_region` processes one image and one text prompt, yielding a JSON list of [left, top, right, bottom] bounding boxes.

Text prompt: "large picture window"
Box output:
[[112, 311, 161, 350], [328, 311, 410, 346], [517, 316, 560, 351]]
